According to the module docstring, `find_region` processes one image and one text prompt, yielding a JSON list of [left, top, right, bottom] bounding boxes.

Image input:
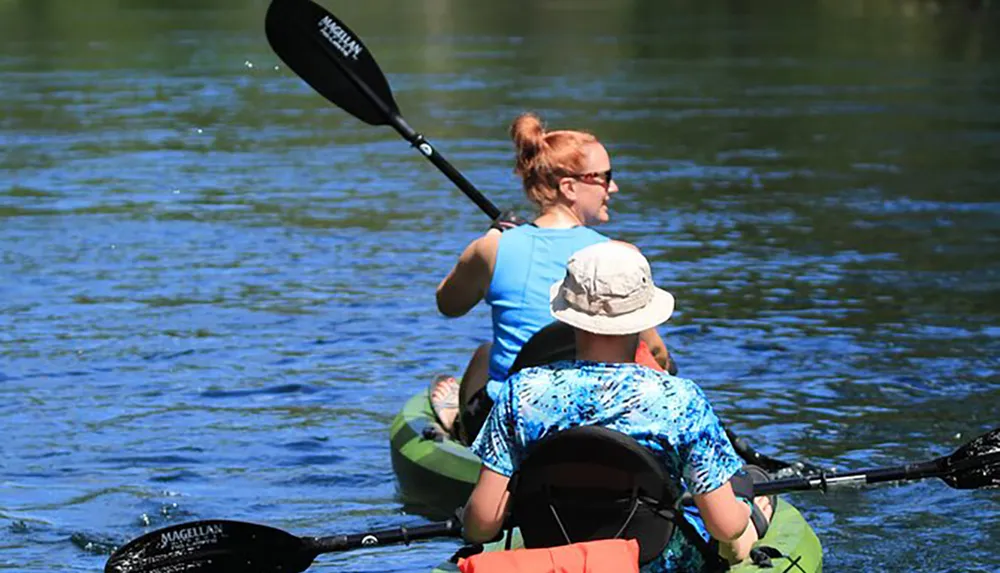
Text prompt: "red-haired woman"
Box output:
[[431, 112, 673, 444]]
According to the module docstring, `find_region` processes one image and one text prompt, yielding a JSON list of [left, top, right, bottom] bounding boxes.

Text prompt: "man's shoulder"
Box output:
[[512, 361, 699, 391], [510, 361, 703, 387], [618, 366, 710, 406], [507, 361, 567, 384]]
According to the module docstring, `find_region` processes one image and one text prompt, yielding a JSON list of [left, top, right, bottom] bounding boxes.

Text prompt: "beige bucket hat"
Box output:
[[549, 242, 675, 336]]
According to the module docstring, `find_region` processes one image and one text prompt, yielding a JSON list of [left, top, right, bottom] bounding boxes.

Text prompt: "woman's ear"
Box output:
[[558, 177, 577, 202]]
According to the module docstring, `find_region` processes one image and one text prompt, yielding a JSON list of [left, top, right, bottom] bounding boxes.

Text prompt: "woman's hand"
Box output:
[[489, 210, 528, 233]]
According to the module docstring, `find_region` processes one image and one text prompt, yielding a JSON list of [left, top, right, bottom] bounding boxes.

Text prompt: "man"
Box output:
[[461, 241, 773, 571]]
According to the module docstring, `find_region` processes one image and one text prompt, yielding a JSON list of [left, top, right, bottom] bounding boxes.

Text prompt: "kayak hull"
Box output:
[[390, 389, 823, 572], [389, 390, 480, 516]]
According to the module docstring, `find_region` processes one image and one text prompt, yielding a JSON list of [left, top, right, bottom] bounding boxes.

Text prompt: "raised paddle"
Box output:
[[264, 0, 501, 220], [105, 428, 998, 573]]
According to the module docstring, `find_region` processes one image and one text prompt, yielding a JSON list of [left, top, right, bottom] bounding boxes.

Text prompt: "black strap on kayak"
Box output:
[[750, 546, 780, 568], [748, 546, 809, 573], [448, 543, 485, 563]]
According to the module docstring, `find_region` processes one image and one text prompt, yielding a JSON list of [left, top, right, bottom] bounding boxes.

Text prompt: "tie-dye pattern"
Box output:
[[470, 360, 744, 573]]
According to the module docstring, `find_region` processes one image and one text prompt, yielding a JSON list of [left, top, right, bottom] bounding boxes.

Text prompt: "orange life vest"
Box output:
[[634, 340, 663, 371], [457, 538, 640, 573]]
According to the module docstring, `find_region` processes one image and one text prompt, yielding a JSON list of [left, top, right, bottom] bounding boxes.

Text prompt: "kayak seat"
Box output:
[[507, 320, 576, 376], [503, 425, 726, 568], [507, 320, 666, 376]]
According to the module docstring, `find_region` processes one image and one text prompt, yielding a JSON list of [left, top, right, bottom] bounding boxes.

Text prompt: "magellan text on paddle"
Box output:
[[318, 16, 363, 60], [157, 523, 225, 549]]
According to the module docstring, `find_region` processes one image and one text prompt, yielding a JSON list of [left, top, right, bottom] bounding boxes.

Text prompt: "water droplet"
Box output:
[[244, 60, 254, 69]]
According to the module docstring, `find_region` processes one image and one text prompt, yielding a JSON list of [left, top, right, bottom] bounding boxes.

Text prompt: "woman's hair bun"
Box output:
[[510, 112, 548, 177]]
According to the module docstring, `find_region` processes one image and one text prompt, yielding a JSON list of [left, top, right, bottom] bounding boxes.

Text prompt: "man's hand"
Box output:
[[488, 210, 528, 233]]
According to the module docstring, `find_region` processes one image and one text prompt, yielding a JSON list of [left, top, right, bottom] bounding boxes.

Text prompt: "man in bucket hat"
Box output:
[[461, 242, 774, 571]]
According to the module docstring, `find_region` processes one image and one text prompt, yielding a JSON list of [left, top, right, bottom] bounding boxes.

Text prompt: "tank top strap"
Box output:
[[484, 225, 609, 388]]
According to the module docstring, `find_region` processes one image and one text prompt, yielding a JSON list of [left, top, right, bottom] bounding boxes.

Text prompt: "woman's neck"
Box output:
[[534, 203, 585, 229]]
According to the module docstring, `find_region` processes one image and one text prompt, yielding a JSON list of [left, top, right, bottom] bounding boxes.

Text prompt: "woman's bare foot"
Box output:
[[429, 375, 460, 433]]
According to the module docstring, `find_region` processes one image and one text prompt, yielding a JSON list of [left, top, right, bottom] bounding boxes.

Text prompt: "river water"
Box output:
[[2, 1, 998, 571]]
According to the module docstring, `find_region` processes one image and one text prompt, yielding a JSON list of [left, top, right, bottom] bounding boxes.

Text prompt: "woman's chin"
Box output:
[[587, 214, 610, 226]]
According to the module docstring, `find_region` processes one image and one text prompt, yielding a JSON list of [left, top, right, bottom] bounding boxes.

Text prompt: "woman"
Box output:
[[431, 112, 674, 444]]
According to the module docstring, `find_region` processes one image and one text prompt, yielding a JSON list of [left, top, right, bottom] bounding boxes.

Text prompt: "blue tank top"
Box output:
[[485, 225, 609, 396]]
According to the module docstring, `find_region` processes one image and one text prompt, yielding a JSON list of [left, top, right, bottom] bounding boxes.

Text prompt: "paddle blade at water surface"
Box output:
[[265, 0, 398, 126], [755, 427, 1000, 497], [942, 427, 1000, 490], [104, 520, 315, 573]]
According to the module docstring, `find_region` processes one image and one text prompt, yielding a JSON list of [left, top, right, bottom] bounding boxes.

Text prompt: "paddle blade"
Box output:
[[105, 520, 315, 573], [942, 427, 1000, 490], [265, 0, 399, 126]]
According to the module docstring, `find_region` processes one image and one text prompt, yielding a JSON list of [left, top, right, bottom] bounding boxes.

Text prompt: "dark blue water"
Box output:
[[2, 1, 999, 571]]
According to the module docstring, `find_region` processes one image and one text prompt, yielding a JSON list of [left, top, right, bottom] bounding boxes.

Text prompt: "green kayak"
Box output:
[[390, 389, 823, 572]]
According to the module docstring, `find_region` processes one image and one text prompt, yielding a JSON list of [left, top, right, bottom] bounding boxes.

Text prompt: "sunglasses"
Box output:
[[568, 169, 613, 189]]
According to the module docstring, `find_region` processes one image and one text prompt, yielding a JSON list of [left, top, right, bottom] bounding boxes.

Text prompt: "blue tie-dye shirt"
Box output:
[[470, 360, 744, 573]]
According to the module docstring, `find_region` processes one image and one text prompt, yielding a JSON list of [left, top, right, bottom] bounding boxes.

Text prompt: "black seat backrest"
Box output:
[[507, 321, 575, 377], [505, 425, 683, 565]]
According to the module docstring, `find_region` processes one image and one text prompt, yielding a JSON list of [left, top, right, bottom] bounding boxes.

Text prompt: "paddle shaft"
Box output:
[[755, 459, 944, 496], [305, 34, 501, 220], [309, 518, 461, 553]]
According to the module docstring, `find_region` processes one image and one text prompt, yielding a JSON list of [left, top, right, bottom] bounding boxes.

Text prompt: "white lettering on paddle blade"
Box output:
[[317, 16, 364, 61], [157, 523, 226, 550]]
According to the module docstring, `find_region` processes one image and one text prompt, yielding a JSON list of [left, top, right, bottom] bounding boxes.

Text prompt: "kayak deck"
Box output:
[[390, 389, 823, 572]]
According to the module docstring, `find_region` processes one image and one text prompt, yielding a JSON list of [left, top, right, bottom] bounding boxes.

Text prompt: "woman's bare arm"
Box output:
[[436, 232, 499, 317]]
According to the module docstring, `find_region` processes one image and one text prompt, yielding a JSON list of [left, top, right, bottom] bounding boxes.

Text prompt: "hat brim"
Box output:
[[549, 280, 675, 336]]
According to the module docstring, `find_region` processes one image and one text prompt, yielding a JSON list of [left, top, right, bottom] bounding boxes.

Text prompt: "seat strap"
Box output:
[[611, 488, 642, 539], [669, 499, 731, 572], [548, 502, 572, 545]]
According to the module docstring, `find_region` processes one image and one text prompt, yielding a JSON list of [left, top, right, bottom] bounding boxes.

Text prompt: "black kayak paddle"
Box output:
[[104, 517, 461, 573], [105, 428, 998, 573], [756, 426, 1000, 496], [265, 0, 501, 220]]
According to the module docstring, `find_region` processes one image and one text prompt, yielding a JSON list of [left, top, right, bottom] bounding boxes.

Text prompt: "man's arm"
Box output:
[[693, 482, 751, 541], [693, 482, 760, 563], [461, 466, 511, 543]]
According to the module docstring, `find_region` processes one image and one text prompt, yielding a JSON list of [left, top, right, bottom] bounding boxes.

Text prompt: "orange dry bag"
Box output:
[[457, 538, 640, 573]]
